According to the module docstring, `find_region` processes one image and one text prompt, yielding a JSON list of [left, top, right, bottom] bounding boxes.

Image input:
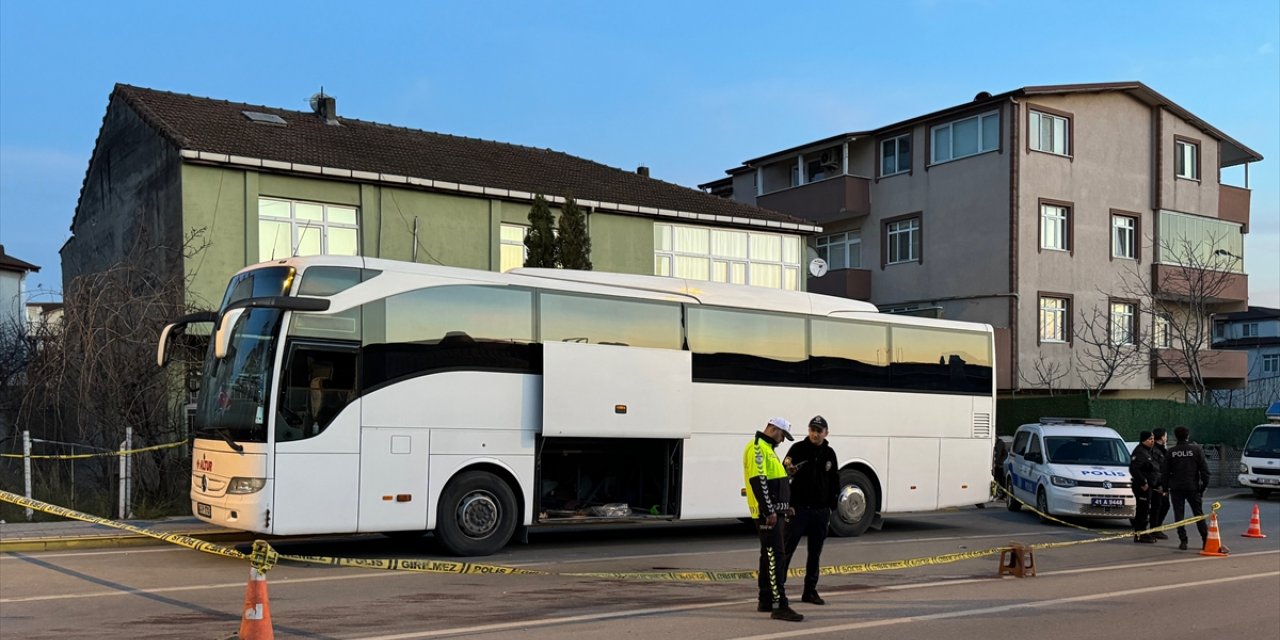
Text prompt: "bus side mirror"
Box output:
[[157, 323, 177, 368], [214, 308, 246, 360]]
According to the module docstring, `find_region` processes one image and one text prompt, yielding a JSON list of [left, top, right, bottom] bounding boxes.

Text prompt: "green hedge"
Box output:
[[997, 396, 1267, 446]]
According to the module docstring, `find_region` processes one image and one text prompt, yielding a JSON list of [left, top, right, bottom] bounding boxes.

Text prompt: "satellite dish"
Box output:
[[809, 257, 829, 278]]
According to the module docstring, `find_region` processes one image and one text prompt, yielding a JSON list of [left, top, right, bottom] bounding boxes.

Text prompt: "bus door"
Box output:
[[271, 341, 362, 534]]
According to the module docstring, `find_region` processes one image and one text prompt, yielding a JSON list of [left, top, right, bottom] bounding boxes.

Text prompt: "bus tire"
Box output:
[[830, 469, 876, 537], [1005, 476, 1021, 512], [435, 470, 518, 557]]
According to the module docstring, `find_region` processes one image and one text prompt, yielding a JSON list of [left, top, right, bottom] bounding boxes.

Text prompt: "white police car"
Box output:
[[1004, 418, 1136, 521], [1238, 402, 1280, 499]]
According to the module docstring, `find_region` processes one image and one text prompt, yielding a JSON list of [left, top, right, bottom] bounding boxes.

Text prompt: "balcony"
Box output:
[[757, 175, 871, 225], [1151, 263, 1248, 312], [808, 268, 871, 301], [1218, 185, 1250, 232], [1151, 348, 1247, 389]]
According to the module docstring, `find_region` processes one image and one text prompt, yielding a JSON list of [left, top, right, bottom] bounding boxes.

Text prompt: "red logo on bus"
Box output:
[[196, 455, 213, 472]]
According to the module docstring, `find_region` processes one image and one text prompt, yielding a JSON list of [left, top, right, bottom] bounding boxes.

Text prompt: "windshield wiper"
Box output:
[[216, 429, 245, 453]]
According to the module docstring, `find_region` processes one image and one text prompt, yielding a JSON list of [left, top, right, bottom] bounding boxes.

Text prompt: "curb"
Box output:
[[0, 529, 255, 553]]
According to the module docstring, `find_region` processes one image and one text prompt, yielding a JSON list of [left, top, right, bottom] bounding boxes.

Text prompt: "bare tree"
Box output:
[[1019, 357, 1070, 396], [1072, 298, 1148, 398]]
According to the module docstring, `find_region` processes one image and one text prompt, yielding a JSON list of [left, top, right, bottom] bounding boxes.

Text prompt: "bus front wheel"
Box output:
[[830, 469, 876, 537], [436, 470, 518, 557]]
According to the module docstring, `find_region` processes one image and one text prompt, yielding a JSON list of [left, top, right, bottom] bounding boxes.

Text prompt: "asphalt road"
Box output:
[[2, 493, 1277, 640]]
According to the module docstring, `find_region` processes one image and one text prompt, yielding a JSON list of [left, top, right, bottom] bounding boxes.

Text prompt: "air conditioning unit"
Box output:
[[819, 150, 840, 167]]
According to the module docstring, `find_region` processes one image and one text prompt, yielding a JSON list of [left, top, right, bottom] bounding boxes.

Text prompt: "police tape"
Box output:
[[990, 481, 1217, 541], [991, 482, 1130, 532], [0, 440, 187, 460], [0, 489, 1221, 582]]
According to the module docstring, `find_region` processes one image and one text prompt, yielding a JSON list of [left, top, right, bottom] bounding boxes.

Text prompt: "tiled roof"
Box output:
[[0, 245, 40, 273], [110, 84, 813, 229]]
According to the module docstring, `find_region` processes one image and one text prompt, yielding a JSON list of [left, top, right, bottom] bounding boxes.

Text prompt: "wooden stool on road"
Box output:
[[998, 542, 1036, 578]]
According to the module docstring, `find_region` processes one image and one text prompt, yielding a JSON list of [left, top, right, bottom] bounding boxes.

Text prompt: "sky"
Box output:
[[1, 0, 1277, 307]]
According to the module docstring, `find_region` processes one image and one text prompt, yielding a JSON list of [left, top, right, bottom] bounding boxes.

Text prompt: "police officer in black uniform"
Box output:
[[1149, 427, 1171, 539], [1129, 431, 1158, 543], [1167, 426, 1211, 551], [783, 415, 840, 605]]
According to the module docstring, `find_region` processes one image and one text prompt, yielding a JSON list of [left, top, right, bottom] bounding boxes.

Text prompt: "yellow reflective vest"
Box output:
[[743, 432, 791, 518]]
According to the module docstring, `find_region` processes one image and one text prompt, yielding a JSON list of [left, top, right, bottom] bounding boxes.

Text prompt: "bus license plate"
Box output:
[[197, 502, 212, 517], [1091, 498, 1125, 507]]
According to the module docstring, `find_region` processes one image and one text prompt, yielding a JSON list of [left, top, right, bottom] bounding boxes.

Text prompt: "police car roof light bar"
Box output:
[[1039, 417, 1108, 426]]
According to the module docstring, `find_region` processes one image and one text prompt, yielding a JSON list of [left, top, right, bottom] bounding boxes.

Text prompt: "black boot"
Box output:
[[771, 606, 804, 622], [802, 591, 826, 605]]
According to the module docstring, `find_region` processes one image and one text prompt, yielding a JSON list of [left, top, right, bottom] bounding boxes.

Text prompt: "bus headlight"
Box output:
[[1050, 475, 1077, 487], [1240, 463, 1249, 474], [226, 477, 267, 494]]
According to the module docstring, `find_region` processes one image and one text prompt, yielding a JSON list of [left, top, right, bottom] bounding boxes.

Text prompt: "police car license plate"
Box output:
[[197, 502, 212, 517], [1090, 498, 1125, 507], [1258, 478, 1280, 485]]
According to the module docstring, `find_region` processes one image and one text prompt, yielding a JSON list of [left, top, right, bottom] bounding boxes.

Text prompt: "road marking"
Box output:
[[0, 569, 418, 603], [0, 546, 190, 561], [729, 570, 1280, 640]]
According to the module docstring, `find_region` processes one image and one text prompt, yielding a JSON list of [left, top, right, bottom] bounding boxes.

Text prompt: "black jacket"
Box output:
[[1129, 444, 1159, 487], [784, 438, 840, 509], [1166, 441, 1211, 492], [1152, 443, 1169, 488]]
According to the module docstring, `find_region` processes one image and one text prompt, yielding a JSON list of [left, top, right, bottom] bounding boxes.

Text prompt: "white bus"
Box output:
[[159, 256, 996, 556]]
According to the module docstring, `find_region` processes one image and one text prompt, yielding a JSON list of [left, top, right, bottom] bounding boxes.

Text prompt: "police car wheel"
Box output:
[[1036, 488, 1052, 524], [436, 470, 518, 557], [830, 469, 876, 537], [1005, 476, 1021, 512]]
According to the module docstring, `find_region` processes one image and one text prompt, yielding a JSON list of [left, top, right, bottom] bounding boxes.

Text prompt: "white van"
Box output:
[[1004, 418, 1136, 521], [1238, 401, 1280, 499]]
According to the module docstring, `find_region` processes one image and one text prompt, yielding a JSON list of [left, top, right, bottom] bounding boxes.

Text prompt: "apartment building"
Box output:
[[703, 82, 1261, 397], [1213, 306, 1280, 407]]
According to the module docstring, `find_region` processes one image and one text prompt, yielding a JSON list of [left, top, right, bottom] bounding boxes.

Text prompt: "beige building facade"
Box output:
[[704, 82, 1260, 397]]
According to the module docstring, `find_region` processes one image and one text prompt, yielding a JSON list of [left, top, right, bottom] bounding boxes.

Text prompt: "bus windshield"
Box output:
[[193, 307, 284, 444], [1045, 436, 1129, 466]]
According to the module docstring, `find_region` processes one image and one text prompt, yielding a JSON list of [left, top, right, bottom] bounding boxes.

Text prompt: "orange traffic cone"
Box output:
[[239, 566, 274, 640], [1200, 512, 1230, 557], [1242, 504, 1267, 538]]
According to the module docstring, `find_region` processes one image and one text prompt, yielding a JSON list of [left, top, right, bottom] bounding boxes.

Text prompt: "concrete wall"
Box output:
[[63, 97, 184, 292], [1161, 109, 1221, 217]]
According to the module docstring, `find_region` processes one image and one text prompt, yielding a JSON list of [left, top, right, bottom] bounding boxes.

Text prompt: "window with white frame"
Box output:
[[499, 224, 528, 272], [880, 133, 911, 176], [258, 197, 359, 262], [653, 223, 801, 290], [1040, 203, 1070, 251], [931, 111, 999, 164], [816, 231, 861, 270], [1112, 214, 1136, 259], [1175, 139, 1199, 180], [1030, 110, 1070, 156], [1263, 353, 1280, 375], [1154, 314, 1172, 348], [1110, 301, 1137, 345], [1039, 296, 1068, 343], [1243, 322, 1259, 338], [886, 218, 920, 265]]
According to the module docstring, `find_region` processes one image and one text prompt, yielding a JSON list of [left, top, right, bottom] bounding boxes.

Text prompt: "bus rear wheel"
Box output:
[[830, 469, 876, 537], [436, 470, 518, 557]]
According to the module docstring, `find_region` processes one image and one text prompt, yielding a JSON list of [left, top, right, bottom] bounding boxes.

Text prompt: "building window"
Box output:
[[1112, 214, 1136, 259], [654, 223, 801, 291], [1030, 110, 1070, 156], [1263, 353, 1280, 375], [1039, 296, 1069, 343], [1040, 202, 1070, 251], [1110, 301, 1137, 345], [884, 217, 920, 265], [258, 197, 359, 262], [1243, 322, 1259, 338], [816, 231, 861, 270], [500, 224, 528, 272], [1156, 210, 1244, 272], [931, 110, 999, 164], [1175, 138, 1199, 180], [880, 133, 911, 176], [1154, 314, 1172, 348]]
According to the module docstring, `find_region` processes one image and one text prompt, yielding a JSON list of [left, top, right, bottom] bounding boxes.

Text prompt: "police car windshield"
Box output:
[[1045, 436, 1129, 466], [1244, 426, 1280, 458]]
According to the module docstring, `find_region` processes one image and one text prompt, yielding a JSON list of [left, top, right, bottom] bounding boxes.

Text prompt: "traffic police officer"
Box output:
[[1167, 426, 1211, 551], [744, 417, 803, 622]]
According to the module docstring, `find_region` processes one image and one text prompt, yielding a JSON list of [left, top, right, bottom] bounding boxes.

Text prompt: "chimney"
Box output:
[[637, 165, 650, 178], [313, 92, 339, 125]]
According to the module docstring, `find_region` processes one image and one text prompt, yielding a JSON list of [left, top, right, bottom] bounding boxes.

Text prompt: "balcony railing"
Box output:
[[1151, 263, 1248, 312], [1151, 348, 1247, 389], [757, 175, 870, 224], [1218, 185, 1251, 232], [807, 268, 871, 301]]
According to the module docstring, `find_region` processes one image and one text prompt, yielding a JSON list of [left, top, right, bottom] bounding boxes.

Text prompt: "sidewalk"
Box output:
[[0, 514, 250, 553]]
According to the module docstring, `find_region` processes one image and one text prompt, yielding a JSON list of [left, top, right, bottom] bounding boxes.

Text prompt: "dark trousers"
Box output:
[[756, 517, 789, 608], [1131, 486, 1151, 534], [1151, 490, 1171, 528], [784, 507, 830, 594], [1170, 490, 1209, 544]]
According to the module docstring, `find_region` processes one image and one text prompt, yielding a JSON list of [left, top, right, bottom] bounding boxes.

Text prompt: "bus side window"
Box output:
[[278, 345, 358, 442]]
